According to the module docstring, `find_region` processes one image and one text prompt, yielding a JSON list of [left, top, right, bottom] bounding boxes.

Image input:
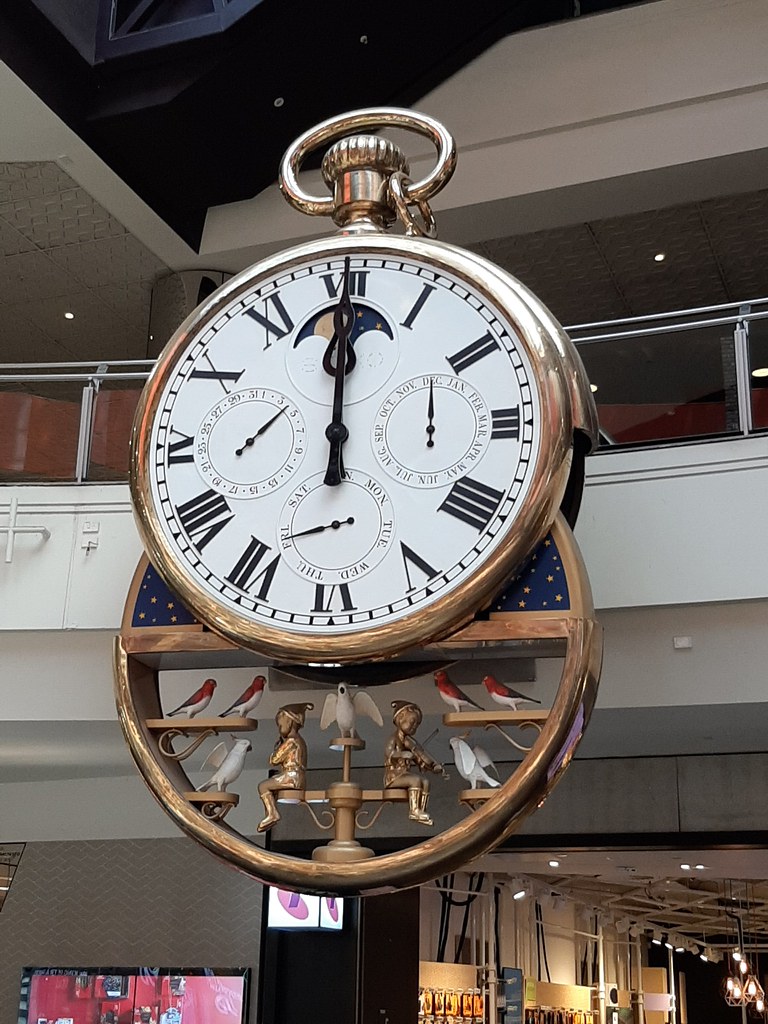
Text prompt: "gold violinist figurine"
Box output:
[[384, 700, 447, 825], [257, 702, 314, 833]]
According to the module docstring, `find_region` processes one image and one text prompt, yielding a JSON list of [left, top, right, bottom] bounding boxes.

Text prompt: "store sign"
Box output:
[[502, 967, 524, 1024]]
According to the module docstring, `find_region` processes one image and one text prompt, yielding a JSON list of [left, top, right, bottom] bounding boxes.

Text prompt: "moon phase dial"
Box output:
[[372, 375, 491, 488], [195, 389, 307, 498], [286, 300, 399, 405], [278, 470, 395, 585]]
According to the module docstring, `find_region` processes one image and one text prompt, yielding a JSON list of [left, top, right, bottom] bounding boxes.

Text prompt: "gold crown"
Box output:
[[321, 134, 409, 186]]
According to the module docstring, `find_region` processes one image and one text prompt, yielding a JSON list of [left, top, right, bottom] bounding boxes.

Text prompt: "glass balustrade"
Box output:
[[0, 379, 83, 482], [574, 322, 739, 446], [88, 381, 144, 481], [1, 299, 767, 484]]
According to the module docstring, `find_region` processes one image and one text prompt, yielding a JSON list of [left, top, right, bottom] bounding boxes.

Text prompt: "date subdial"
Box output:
[[195, 388, 307, 498], [372, 375, 491, 488], [278, 470, 395, 585]]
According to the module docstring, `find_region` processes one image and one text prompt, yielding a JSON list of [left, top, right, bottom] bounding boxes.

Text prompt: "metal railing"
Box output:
[[1, 298, 767, 484]]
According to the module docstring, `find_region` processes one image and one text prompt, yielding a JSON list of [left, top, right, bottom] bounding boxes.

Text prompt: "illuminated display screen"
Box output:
[[18, 966, 249, 1024], [266, 888, 344, 930]]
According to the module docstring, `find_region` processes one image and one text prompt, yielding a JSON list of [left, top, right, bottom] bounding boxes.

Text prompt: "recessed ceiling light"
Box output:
[[680, 863, 691, 870], [752, 367, 768, 378], [654, 252, 666, 262], [694, 864, 706, 870], [590, 383, 598, 393], [512, 889, 526, 900], [549, 859, 560, 868], [64, 311, 75, 320]]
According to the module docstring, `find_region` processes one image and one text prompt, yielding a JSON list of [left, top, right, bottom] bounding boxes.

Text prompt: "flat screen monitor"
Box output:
[[266, 887, 343, 930], [18, 966, 250, 1024]]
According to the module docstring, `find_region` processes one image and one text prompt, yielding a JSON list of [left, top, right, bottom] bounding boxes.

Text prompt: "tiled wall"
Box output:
[[0, 837, 262, 1021]]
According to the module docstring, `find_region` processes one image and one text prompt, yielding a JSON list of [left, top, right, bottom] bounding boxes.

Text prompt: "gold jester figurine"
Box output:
[[384, 700, 447, 825], [257, 702, 314, 833]]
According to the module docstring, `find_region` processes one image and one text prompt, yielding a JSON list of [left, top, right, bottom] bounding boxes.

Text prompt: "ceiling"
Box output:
[[479, 849, 768, 948], [0, 0, 654, 246], [3, 157, 768, 371]]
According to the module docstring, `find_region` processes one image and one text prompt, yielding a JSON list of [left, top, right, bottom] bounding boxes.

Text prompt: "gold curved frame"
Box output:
[[131, 232, 577, 665], [114, 516, 601, 895]]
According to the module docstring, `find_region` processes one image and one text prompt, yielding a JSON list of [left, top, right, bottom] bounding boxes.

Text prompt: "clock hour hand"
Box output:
[[286, 516, 355, 540], [235, 405, 287, 456], [324, 257, 355, 487], [426, 377, 436, 448]]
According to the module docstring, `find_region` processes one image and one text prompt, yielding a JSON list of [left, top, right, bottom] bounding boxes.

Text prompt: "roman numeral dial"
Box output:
[[142, 247, 545, 651]]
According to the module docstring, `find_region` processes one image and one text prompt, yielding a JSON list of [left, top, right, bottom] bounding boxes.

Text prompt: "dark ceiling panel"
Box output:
[[3, 0, 657, 247]]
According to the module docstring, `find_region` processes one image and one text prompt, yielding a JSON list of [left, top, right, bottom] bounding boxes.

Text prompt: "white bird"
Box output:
[[197, 738, 252, 792], [320, 684, 383, 737], [449, 736, 501, 790]]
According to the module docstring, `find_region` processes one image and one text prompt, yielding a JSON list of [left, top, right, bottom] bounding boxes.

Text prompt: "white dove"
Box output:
[[320, 683, 383, 737], [197, 738, 252, 792], [449, 736, 501, 790]]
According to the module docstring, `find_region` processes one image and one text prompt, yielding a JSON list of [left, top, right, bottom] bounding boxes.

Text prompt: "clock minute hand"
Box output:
[[323, 257, 355, 487]]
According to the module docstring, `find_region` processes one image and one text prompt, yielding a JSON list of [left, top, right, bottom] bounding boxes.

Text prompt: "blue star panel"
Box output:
[[131, 564, 199, 627], [295, 301, 395, 344], [492, 531, 571, 612]]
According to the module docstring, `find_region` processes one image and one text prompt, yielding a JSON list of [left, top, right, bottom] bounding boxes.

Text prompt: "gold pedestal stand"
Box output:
[[312, 738, 376, 863]]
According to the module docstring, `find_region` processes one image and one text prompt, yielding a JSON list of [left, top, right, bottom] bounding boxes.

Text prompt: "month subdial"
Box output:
[[278, 470, 395, 585], [194, 389, 307, 499], [372, 375, 492, 488]]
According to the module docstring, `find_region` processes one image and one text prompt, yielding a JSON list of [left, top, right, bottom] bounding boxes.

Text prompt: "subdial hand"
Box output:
[[235, 405, 288, 456], [286, 516, 355, 540], [426, 377, 436, 448]]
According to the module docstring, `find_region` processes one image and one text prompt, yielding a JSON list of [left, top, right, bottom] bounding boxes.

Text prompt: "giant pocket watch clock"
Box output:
[[131, 109, 596, 664], [120, 109, 601, 895]]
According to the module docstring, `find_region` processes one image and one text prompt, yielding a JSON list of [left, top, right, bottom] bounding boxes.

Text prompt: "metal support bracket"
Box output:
[[0, 497, 51, 564]]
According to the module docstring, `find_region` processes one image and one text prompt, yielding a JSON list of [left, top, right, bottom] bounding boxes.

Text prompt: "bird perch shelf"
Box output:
[[185, 791, 239, 821], [441, 710, 550, 727], [145, 717, 259, 730]]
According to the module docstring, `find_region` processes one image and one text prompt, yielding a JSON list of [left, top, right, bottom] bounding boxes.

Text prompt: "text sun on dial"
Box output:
[[133, 241, 564, 661]]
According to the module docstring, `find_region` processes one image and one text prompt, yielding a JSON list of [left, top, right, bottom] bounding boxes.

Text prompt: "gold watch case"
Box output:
[[131, 232, 576, 665]]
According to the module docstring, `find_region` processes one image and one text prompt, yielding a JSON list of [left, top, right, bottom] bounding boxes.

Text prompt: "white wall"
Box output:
[[3, 435, 766, 633], [576, 436, 768, 609]]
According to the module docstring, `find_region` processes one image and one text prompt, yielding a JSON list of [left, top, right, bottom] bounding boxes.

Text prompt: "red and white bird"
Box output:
[[482, 674, 541, 711], [434, 669, 484, 713], [218, 675, 266, 718], [166, 678, 217, 719]]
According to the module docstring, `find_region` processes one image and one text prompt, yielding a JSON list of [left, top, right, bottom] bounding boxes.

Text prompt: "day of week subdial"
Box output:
[[278, 470, 395, 585], [372, 375, 491, 488]]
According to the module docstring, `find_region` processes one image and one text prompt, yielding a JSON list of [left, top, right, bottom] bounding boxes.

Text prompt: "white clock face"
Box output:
[[141, 247, 546, 644]]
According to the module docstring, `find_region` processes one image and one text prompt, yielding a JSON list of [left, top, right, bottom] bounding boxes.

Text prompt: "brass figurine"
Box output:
[[384, 700, 446, 825], [257, 702, 314, 833]]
